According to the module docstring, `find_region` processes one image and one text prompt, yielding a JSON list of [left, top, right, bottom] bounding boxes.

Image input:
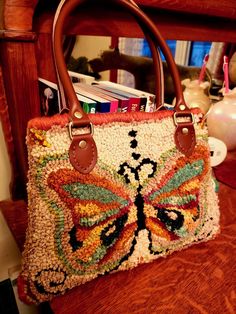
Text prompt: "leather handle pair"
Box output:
[[54, 1, 164, 110], [53, 0, 196, 173], [53, 0, 188, 114]]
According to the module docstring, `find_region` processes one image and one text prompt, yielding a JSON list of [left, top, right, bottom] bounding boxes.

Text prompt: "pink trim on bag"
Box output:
[[27, 111, 174, 130]]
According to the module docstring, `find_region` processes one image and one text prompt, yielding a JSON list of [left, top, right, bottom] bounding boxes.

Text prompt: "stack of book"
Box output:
[[38, 72, 156, 116]]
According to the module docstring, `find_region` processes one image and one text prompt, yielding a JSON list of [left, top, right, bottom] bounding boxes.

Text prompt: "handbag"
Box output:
[[18, 0, 220, 305]]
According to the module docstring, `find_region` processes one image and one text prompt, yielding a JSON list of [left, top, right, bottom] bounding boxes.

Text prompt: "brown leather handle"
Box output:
[[138, 25, 164, 108], [137, 23, 164, 108], [53, 2, 164, 111], [53, 0, 190, 116], [53, 0, 196, 173], [60, 27, 164, 111]]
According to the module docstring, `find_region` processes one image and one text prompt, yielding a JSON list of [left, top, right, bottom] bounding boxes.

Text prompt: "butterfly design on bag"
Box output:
[[33, 128, 211, 296], [45, 129, 210, 275]]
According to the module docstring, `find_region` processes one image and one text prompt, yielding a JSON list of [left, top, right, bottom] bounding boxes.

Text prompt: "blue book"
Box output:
[[96, 81, 156, 112], [73, 84, 110, 113], [91, 84, 131, 112], [92, 83, 141, 112]]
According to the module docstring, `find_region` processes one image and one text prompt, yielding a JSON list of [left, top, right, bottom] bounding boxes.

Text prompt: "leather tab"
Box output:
[[174, 123, 196, 157], [69, 134, 97, 174]]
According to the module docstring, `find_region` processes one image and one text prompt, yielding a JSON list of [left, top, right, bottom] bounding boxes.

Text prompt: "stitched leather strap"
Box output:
[[53, 0, 196, 173], [53, 0, 164, 108]]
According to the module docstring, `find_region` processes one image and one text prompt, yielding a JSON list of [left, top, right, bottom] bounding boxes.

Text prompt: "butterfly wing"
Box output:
[[142, 144, 211, 254], [47, 168, 138, 275]]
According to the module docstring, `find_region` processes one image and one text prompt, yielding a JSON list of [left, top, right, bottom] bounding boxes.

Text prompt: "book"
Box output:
[[38, 78, 60, 116], [95, 80, 156, 112], [68, 71, 95, 85], [38, 77, 154, 115], [73, 84, 111, 113], [38, 78, 97, 114], [85, 83, 129, 112], [75, 93, 97, 114], [92, 83, 141, 112], [74, 83, 118, 113], [84, 84, 129, 112]]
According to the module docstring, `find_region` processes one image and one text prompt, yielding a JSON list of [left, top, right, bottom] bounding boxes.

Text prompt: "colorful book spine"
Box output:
[[38, 78, 97, 114], [75, 93, 96, 113], [73, 84, 110, 113], [91, 84, 129, 112], [96, 80, 156, 112], [93, 84, 140, 112], [38, 78, 60, 116], [39, 76, 155, 115], [74, 83, 118, 113]]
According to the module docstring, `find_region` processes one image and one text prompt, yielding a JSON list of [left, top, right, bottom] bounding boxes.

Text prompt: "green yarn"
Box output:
[[158, 194, 197, 206], [63, 182, 128, 205], [150, 160, 204, 200], [79, 208, 121, 227]]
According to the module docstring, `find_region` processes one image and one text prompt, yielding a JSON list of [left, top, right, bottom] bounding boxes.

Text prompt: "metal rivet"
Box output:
[[74, 111, 82, 119], [182, 127, 189, 134], [180, 105, 186, 111], [79, 140, 87, 149]]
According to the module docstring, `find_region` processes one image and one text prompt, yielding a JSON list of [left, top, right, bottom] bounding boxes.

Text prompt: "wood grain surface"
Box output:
[[137, 0, 236, 19], [0, 40, 40, 199]]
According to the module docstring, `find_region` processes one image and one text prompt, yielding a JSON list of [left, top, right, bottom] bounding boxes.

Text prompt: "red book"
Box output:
[[93, 84, 140, 112], [91, 84, 130, 112], [74, 83, 118, 113]]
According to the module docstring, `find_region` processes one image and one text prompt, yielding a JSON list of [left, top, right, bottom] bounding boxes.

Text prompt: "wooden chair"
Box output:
[[0, 1, 236, 313]]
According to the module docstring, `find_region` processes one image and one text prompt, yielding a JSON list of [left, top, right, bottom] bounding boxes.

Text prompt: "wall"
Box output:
[[72, 35, 111, 81], [0, 122, 11, 201]]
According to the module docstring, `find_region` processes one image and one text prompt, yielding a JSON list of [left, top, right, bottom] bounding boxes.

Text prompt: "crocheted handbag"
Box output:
[[18, 0, 220, 305]]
